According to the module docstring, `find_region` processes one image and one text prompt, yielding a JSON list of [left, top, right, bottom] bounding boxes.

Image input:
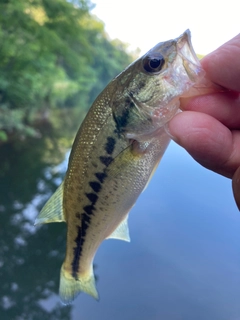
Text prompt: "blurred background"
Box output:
[[0, 1, 239, 319]]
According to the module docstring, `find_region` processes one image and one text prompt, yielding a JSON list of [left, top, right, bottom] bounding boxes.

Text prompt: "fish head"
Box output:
[[112, 30, 205, 139]]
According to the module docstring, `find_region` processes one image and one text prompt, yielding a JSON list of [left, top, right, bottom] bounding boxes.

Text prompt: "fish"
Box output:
[[35, 29, 205, 304]]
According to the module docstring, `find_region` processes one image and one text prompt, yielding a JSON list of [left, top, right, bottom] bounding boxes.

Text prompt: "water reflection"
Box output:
[[0, 137, 71, 319], [1, 135, 240, 320]]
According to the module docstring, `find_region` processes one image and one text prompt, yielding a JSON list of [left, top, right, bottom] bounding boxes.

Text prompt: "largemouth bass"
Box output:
[[36, 30, 205, 304]]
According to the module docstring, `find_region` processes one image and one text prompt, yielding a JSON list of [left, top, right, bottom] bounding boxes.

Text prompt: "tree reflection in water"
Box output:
[[0, 133, 72, 319]]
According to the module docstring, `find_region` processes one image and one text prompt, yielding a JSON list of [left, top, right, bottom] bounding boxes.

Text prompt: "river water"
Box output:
[[1, 136, 240, 320]]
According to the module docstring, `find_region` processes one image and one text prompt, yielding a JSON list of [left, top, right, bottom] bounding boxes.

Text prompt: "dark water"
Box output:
[[1, 136, 240, 320]]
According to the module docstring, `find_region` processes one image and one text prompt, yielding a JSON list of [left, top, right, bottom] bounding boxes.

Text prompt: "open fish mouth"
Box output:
[[176, 29, 205, 82], [177, 30, 224, 97]]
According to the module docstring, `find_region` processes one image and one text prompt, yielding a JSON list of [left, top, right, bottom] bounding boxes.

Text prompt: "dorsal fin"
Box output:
[[107, 215, 130, 242], [35, 182, 65, 225]]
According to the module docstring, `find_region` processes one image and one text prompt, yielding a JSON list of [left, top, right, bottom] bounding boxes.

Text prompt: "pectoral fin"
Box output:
[[107, 215, 130, 242], [35, 182, 66, 225]]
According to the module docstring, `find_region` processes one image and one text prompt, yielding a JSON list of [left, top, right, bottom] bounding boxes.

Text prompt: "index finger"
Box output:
[[201, 33, 240, 92]]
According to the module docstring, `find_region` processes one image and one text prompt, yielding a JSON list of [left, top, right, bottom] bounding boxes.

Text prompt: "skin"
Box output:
[[167, 33, 240, 207]]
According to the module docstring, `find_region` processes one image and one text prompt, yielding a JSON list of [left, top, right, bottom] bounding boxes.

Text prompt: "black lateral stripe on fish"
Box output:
[[35, 30, 206, 304], [113, 96, 135, 132], [72, 218, 91, 278], [72, 225, 82, 278], [99, 156, 113, 167], [89, 181, 101, 193], [83, 205, 95, 215], [95, 171, 107, 183], [113, 109, 129, 130], [85, 193, 98, 204], [72, 192, 98, 278], [72, 217, 89, 278], [105, 137, 116, 155], [71, 134, 116, 279]]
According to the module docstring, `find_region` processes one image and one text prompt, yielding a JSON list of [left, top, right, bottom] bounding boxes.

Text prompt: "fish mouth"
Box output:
[[176, 29, 205, 82]]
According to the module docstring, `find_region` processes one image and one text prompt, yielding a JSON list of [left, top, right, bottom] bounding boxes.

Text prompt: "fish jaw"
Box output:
[[177, 30, 226, 97], [149, 30, 205, 127], [176, 29, 205, 83]]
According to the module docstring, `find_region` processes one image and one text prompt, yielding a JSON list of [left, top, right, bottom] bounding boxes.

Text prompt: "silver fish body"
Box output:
[[36, 30, 204, 304]]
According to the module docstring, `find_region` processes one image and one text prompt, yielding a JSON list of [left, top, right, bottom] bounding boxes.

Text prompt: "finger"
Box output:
[[201, 33, 240, 92], [180, 91, 240, 129], [167, 111, 240, 178]]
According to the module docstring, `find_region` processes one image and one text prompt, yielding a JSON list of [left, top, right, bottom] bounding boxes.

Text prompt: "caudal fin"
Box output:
[[59, 264, 99, 304]]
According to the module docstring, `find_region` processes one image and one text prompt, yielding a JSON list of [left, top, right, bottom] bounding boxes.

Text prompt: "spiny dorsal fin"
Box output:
[[35, 182, 65, 225], [107, 215, 130, 242]]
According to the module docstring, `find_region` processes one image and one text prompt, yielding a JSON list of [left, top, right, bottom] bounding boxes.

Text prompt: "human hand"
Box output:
[[166, 33, 240, 208]]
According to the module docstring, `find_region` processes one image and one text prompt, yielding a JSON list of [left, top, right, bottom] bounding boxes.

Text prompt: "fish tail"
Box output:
[[59, 263, 99, 304]]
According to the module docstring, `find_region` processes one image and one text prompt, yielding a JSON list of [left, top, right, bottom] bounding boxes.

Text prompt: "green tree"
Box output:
[[0, 0, 132, 142]]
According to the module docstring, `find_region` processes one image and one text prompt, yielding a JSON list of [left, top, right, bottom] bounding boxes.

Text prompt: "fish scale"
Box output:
[[35, 30, 205, 304]]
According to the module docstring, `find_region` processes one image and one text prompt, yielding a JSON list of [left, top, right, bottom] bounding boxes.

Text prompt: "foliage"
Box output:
[[0, 0, 132, 142]]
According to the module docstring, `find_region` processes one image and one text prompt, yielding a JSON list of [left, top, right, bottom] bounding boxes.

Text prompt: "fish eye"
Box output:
[[143, 54, 165, 73]]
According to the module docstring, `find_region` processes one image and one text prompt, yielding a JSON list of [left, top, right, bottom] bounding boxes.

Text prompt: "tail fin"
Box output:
[[59, 264, 99, 304]]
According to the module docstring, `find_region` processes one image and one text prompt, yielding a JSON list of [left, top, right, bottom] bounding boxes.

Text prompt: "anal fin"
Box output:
[[107, 215, 130, 242], [35, 182, 65, 225]]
